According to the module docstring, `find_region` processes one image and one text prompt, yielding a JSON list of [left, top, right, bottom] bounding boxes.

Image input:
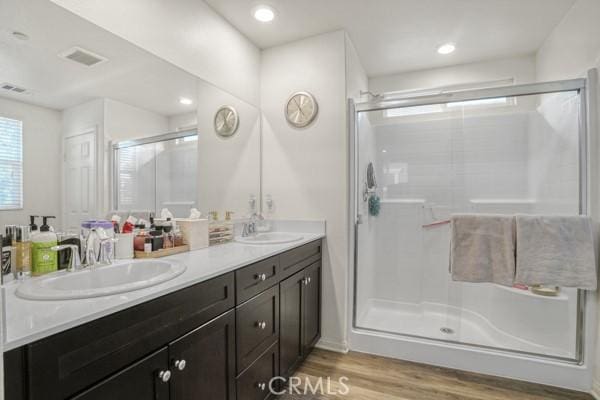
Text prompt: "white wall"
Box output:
[[196, 80, 261, 218], [103, 98, 168, 142], [0, 97, 62, 227], [369, 55, 536, 94], [168, 112, 198, 132], [50, 0, 261, 106], [534, 0, 600, 395], [261, 30, 349, 351]]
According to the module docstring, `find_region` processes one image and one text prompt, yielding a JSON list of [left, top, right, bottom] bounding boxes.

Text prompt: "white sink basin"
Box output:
[[235, 232, 304, 245], [16, 260, 187, 300]]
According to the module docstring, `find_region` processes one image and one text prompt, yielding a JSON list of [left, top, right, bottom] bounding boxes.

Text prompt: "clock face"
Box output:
[[214, 106, 239, 137], [285, 92, 318, 128]]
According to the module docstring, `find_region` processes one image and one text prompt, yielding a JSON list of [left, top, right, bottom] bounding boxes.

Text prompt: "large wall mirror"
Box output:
[[0, 0, 261, 232]]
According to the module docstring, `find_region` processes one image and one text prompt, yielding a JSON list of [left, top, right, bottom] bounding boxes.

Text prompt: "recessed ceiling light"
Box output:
[[382, 149, 387, 153], [11, 31, 29, 41], [437, 43, 456, 55], [253, 5, 275, 22], [179, 97, 193, 105]]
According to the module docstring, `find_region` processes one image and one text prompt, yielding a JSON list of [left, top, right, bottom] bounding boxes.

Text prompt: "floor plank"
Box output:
[[279, 349, 593, 400]]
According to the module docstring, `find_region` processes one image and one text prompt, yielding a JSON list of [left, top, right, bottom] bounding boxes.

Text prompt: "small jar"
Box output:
[[134, 231, 148, 251]]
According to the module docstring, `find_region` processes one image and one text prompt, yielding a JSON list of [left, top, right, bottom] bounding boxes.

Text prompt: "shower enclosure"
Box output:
[[350, 78, 596, 390]]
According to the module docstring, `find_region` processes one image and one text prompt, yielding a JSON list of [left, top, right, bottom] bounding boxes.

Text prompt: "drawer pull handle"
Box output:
[[256, 273, 267, 281], [256, 321, 267, 329], [158, 370, 172, 383], [174, 359, 187, 371], [257, 382, 267, 391]]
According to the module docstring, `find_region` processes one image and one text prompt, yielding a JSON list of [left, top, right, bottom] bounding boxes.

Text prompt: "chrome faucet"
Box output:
[[51, 244, 82, 272]]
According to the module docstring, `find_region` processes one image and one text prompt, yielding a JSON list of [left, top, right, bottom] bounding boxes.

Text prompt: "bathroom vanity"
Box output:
[[3, 237, 323, 400]]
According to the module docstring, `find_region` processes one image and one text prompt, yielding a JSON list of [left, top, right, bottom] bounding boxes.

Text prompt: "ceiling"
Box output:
[[0, 0, 198, 115], [205, 0, 576, 77]]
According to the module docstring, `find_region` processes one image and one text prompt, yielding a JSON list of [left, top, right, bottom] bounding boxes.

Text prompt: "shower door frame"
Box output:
[[350, 78, 589, 365]]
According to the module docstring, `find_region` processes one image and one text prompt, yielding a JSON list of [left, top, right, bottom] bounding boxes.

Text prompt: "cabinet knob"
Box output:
[[302, 278, 309, 286], [256, 273, 267, 281], [307, 276, 312, 284], [256, 321, 267, 329], [158, 370, 172, 383], [256, 382, 267, 391], [174, 359, 187, 371]]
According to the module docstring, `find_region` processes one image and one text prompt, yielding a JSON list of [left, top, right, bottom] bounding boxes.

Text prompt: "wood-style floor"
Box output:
[[280, 349, 593, 400]]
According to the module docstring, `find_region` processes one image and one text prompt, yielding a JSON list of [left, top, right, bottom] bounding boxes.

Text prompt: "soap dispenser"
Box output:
[[31, 216, 58, 276], [29, 215, 39, 232]]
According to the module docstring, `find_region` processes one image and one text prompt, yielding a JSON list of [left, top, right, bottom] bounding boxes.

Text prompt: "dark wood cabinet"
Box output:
[[236, 342, 279, 400], [4, 239, 322, 400], [303, 261, 321, 351], [71, 348, 170, 400], [169, 310, 236, 400], [236, 285, 279, 373], [279, 260, 321, 379], [279, 269, 305, 379]]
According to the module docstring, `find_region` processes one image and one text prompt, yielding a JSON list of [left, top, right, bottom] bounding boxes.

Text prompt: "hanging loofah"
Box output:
[[368, 194, 380, 217]]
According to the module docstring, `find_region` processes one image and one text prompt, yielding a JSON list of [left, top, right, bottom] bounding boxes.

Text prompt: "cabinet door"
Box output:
[[169, 310, 236, 400], [303, 261, 321, 352], [71, 348, 170, 400], [236, 342, 278, 400], [279, 269, 304, 378]]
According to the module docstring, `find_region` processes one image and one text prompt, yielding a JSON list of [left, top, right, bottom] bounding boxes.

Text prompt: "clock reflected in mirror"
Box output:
[[285, 91, 318, 128], [214, 105, 239, 137]]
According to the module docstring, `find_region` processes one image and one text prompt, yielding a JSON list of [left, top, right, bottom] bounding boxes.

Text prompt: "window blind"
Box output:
[[0, 117, 23, 210]]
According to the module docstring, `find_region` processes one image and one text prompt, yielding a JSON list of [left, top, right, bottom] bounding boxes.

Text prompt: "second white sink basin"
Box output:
[[235, 232, 304, 245], [16, 260, 187, 300]]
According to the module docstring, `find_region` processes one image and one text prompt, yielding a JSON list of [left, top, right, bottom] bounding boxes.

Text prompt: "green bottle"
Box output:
[[31, 216, 58, 276]]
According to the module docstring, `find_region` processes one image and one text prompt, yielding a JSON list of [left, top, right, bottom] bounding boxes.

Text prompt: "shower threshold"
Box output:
[[356, 298, 574, 359]]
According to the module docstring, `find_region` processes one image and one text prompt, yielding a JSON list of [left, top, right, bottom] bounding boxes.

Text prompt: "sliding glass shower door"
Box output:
[[353, 82, 585, 361]]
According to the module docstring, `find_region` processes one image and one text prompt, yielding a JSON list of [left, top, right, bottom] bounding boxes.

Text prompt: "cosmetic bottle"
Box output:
[[15, 226, 32, 279], [1, 234, 13, 284]]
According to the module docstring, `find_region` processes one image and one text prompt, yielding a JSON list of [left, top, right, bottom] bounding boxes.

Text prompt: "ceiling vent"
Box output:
[[59, 46, 107, 67], [1, 83, 27, 94]]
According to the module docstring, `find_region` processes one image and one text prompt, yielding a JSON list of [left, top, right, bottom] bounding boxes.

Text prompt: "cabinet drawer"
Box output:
[[27, 272, 235, 400], [236, 342, 278, 400], [279, 240, 321, 280], [236, 256, 279, 304], [236, 285, 279, 373], [70, 348, 170, 400]]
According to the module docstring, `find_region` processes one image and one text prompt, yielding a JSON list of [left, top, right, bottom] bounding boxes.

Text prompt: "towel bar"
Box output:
[[422, 219, 451, 228]]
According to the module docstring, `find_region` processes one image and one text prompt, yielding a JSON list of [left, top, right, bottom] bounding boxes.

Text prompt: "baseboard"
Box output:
[[591, 379, 600, 399], [315, 338, 349, 353]]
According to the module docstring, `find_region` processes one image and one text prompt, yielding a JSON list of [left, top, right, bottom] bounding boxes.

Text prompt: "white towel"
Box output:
[[515, 215, 597, 290], [450, 214, 516, 286]]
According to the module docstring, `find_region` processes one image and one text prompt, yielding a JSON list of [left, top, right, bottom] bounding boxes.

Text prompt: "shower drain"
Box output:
[[440, 327, 455, 334]]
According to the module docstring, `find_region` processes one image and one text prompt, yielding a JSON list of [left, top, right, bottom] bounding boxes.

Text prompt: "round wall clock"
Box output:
[[214, 105, 239, 137], [285, 91, 318, 128]]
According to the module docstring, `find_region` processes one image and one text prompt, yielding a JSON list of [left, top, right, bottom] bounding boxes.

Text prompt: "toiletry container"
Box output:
[[81, 220, 115, 257], [115, 233, 134, 259], [31, 216, 58, 276], [1, 235, 14, 284], [175, 218, 209, 250], [15, 226, 32, 279]]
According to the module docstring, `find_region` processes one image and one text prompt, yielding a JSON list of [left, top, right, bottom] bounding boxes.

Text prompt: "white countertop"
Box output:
[[1, 220, 325, 351]]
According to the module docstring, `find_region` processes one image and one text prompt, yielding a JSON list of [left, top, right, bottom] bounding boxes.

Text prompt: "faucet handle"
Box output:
[[51, 245, 82, 272]]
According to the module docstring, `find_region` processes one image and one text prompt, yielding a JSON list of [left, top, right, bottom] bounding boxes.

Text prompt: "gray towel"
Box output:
[[515, 215, 597, 290], [450, 214, 516, 286]]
